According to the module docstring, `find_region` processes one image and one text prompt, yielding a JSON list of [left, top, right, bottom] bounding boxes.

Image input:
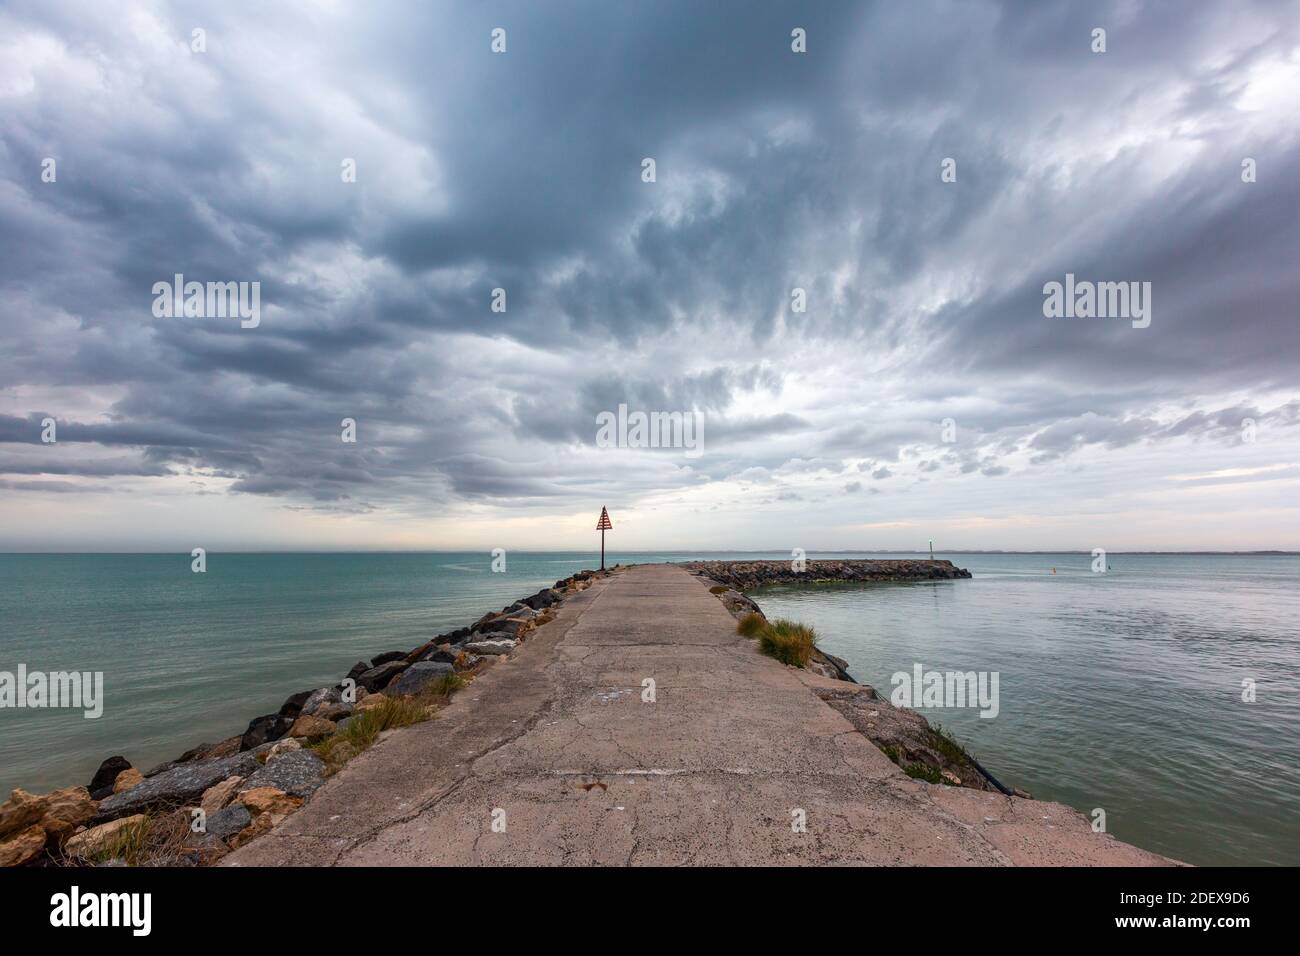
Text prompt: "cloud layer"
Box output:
[[2, 0, 1298, 550]]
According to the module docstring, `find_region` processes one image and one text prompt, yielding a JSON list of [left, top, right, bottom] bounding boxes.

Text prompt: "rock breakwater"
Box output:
[[680, 558, 971, 590], [0, 567, 614, 868]]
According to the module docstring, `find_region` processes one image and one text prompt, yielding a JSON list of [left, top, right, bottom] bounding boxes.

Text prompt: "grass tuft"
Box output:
[[73, 809, 205, 867], [927, 723, 975, 769], [86, 816, 151, 865], [904, 762, 942, 784], [755, 618, 818, 668], [312, 674, 465, 774], [736, 612, 766, 638], [708, 585, 728, 594]]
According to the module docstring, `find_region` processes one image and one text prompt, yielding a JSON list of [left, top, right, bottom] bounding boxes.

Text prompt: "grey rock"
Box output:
[[480, 617, 531, 637], [301, 686, 342, 716], [144, 742, 214, 777], [416, 644, 458, 665], [240, 713, 294, 751], [96, 752, 260, 819], [238, 750, 326, 798], [314, 701, 352, 721], [345, 660, 371, 681], [279, 690, 313, 718], [88, 756, 132, 799], [524, 588, 561, 610], [369, 650, 408, 666], [334, 716, 353, 734], [357, 660, 408, 692], [463, 639, 516, 656], [205, 804, 251, 840], [386, 661, 455, 697]]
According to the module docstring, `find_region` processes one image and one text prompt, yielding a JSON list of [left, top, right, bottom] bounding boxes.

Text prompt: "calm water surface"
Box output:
[[754, 552, 1300, 866], [1, 551, 1296, 865]]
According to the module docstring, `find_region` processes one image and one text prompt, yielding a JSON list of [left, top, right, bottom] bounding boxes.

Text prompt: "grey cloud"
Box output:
[[0, 0, 1296, 546]]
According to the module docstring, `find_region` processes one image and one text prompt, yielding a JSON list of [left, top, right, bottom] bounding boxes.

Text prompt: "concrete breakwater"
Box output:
[[223, 563, 1175, 866], [679, 558, 972, 590]]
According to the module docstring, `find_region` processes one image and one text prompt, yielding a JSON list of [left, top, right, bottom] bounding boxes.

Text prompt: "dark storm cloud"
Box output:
[[1, 0, 1297, 523]]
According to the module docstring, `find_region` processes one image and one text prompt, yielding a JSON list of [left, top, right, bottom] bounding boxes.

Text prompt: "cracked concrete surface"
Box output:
[[222, 563, 1177, 866]]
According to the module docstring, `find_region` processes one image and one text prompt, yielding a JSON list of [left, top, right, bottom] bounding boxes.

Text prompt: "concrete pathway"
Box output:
[[224, 564, 1174, 866]]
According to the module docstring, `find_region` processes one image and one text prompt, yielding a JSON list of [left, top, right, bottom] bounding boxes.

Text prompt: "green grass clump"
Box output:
[[904, 762, 942, 784], [755, 618, 818, 668], [927, 723, 975, 769], [312, 674, 465, 774], [736, 612, 766, 638], [708, 585, 728, 594]]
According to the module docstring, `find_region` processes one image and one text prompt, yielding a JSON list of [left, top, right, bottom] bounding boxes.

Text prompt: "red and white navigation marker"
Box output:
[[596, 506, 613, 570]]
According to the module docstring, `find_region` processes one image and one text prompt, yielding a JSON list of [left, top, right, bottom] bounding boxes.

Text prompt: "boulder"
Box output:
[[334, 717, 353, 734], [463, 638, 517, 656], [87, 756, 132, 798], [345, 660, 372, 682], [204, 804, 251, 841], [238, 750, 326, 799], [38, 786, 98, 842], [199, 776, 244, 815], [524, 589, 561, 610], [238, 786, 304, 819], [95, 752, 259, 819], [229, 813, 275, 850], [416, 644, 459, 665], [240, 713, 294, 752], [288, 715, 336, 740], [354, 693, 388, 713], [314, 701, 352, 722], [479, 617, 531, 638], [206, 735, 243, 760], [266, 738, 302, 761], [0, 824, 46, 867], [386, 661, 455, 697], [369, 650, 408, 667], [0, 789, 47, 837], [0, 786, 95, 845], [62, 815, 147, 861], [418, 642, 460, 665], [301, 686, 341, 716], [112, 769, 145, 793], [357, 660, 408, 692], [404, 640, 435, 663], [278, 690, 313, 718]]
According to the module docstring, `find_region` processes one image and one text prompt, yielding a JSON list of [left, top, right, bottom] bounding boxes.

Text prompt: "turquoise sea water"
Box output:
[[1, 551, 1297, 865]]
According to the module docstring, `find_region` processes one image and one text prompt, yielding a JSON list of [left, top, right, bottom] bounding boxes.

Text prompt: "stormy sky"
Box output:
[[1, 0, 1298, 552]]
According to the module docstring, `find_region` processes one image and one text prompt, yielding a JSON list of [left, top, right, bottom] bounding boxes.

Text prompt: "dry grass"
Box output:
[[736, 612, 766, 638], [708, 585, 728, 594], [67, 808, 215, 867]]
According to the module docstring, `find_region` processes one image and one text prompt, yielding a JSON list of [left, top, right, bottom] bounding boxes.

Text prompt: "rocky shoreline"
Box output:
[[0, 568, 613, 868], [679, 558, 972, 590]]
